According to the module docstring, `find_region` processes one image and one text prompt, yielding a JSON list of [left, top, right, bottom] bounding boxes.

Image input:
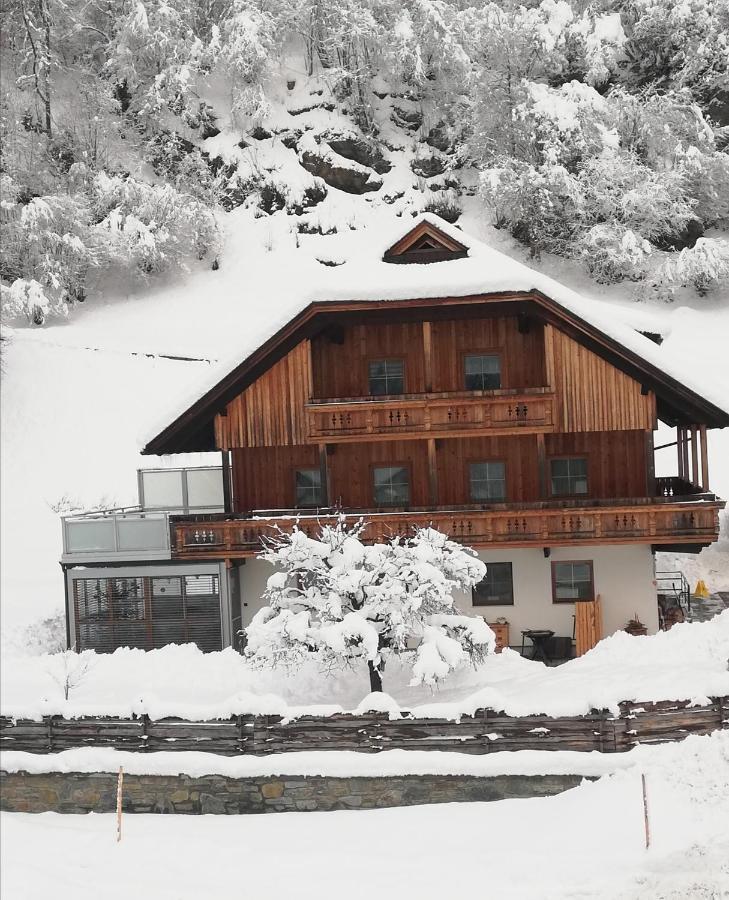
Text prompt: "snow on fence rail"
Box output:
[[1, 697, 727, 756]]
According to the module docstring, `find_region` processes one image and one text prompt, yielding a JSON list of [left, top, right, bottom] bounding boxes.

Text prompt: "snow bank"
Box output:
[[2, 612, 727, 722], [2, 732, 728, 900]]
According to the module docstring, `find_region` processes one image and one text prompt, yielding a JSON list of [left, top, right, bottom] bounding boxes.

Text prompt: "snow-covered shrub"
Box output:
[[245, 519, 494, 692], [1, 180, 97, 323], [580, 224, 652, 283], [91, 173, 220, 273], [480, 159, 581, 255], [220, 1, 275, 128], [651, 238, 729, 298]]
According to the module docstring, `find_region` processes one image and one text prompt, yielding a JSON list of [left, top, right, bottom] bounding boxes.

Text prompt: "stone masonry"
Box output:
[[0, 771, 588, 815]]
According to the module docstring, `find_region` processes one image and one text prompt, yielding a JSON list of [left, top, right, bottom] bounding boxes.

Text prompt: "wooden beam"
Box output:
[[537, 433, 547, 499], [422, 321, 433, 393], [319, 443, 331, 506], [427, 438, 438, 506], [221, 450, 232, 513], [700, 424, 709, 490], [677, 428, 684, 479], [544, 323, 555, 390], [645, 432, 656, 497], [691, 426, 699, 487], [682, 427, 690, 482]]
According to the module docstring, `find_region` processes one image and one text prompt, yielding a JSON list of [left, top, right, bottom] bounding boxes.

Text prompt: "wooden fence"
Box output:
[[1, 697, 727, 757]]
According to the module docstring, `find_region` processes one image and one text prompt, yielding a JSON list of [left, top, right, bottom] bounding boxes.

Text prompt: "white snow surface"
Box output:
[[2, 730, 728, 900], [3, 611, 728, 722]]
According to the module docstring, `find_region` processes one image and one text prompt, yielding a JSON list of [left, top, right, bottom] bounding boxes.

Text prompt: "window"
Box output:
[[472, 562, 513, 606], [552, 561, 594, 603], [469, 461, 506, 502], [368, 359, 404, 396], [295, 468, 324, 507], [373, 465, 410, 506], [550, 457, 588, 496], [73, 573, 222, 653], [464, 354, 501, 390]]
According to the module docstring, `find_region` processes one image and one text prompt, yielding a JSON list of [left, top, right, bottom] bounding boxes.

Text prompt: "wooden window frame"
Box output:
[[472, 562, 514, 607], [293, 466, 325, 509], [460, 350, 503, 392], [467, 459, 507, 503], [367, 357, 406, 397], [548, 455, 590, 498], [551, 560, 595, 604], [370, 462, 413, 508]]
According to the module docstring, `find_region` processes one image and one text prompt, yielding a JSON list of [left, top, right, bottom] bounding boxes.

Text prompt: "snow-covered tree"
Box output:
[[245, 519, 494, 693]]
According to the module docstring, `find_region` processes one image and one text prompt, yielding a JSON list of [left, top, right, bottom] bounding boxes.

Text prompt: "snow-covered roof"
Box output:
[[142, 214, 729, 454]]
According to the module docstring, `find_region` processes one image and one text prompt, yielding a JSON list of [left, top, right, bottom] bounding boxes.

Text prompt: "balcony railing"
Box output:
[[306, 390, 555, 441], [62, 508, 172, 563], [170, 495, 724, 559]]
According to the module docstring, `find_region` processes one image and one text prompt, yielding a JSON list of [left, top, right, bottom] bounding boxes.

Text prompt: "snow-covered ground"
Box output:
[[2, 731, 728, 900], [3, 611, 728, 721]]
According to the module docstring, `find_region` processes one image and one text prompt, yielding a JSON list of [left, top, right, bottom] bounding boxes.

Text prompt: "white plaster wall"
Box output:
[[238, 544, 659, 649], [452, 544, 659, 647], [238, 557, 277, 627]]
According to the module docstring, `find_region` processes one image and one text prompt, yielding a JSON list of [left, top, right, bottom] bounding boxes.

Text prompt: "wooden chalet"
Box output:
[[62, 216, 728, 657]]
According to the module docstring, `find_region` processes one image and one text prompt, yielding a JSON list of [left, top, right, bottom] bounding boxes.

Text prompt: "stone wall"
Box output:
[[0, 771, 588, 815]]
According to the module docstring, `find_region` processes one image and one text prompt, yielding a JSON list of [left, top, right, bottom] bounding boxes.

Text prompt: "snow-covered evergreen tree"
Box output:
[[245, 520, 494, 693]]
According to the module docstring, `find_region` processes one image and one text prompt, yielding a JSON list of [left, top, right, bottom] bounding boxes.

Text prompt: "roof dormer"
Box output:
[[383, 219, 468, 264]]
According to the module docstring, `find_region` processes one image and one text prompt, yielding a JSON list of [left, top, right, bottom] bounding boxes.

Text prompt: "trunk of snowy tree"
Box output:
[[367, 658, 383, 693]]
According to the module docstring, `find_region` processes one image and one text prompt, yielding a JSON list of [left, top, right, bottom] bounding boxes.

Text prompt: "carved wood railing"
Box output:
[[305, 392, 555, 441], [171, 499, 724, 558]]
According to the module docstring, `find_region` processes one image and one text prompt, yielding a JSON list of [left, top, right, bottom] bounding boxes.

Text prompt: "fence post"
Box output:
[[116, 766, 124, 843]]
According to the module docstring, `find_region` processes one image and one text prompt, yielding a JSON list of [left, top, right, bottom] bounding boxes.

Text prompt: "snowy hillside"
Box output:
[[2, 0, 729, 641]]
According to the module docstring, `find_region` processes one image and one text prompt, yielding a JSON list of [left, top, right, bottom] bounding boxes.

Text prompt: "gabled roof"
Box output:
[[383, 220, 468, 263], [142, 215, 729, 454]]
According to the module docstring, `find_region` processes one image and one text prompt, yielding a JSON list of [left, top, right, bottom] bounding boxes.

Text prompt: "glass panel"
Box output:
[[470, 462, 506, 501], [111, 578, 144, 620], [554, 562, 593, 601], [75, 579, 111, 621], [472, 562, 513, 606], [151, 576, 184, 619], [464, 355, 501, 390], [368, 359, 404, 396], [66, 519, 115, 552], [186, 469, 224, 509], [116, 515, 169, 552], [373, 466, 410, 506], [141, 470, 184, 509], [550, 458, 588, 495], [295, 469, 323, 507]]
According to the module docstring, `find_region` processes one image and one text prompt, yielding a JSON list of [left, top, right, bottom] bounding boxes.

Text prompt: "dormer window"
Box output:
[[383, 220, 468, 264]]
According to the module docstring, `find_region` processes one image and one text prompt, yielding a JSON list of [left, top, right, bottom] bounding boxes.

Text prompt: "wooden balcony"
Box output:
[[171, 495, 724, 560], [305, 390, 555, 442]]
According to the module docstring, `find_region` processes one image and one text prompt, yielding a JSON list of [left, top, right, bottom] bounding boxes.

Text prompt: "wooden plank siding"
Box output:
[[311, 321, 427, 399], [232, 431, 649, 511], [232, 446, 319, 511], [430, 317, 547, 392], [215, 341, 311, 449], [548, 325, 656, 432]]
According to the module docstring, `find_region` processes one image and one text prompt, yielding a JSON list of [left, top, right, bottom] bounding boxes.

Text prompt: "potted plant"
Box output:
[[624, 614, 648, 636]]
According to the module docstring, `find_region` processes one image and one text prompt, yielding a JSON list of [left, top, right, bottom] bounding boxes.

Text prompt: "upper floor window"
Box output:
[[472, 562, 513, 606], [550, 457, 588, 496], [373, 465, 410, 506], [295, 468, 324, 507], [368, 359, 404, 396], [552, 561, 594, 603], [464, 354, 501, 390], [469, 461, 506, 502]]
